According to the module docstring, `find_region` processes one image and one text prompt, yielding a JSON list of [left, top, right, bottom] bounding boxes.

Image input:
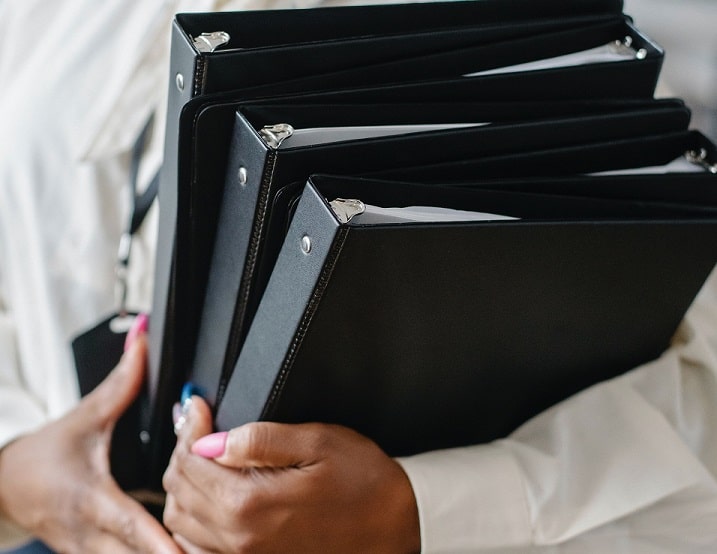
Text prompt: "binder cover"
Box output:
[[215, 174, 717, 456], [141, 0, 682, 489], [152, 1, 661, 420], [189, 100, 690, 408]]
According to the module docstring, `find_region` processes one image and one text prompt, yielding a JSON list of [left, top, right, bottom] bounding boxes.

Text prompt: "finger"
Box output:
[[212, 422, 329, 469], [174, 533, 218, 554], [124, 313, 149, 352], [164, 439, 245, 522], [177, 396, 214, 447], [82, 531, 141, 554], [165, 395, 214, 495], [164, 495, 223, 553], [163, 446, 219, 512], [80, 334, 148, 427], [92, 478, 181, 554]]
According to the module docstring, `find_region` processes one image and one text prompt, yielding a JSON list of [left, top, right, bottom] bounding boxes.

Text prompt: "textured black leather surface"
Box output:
[[144, 21, 198, 489], [146, 0, 676, 488], [227, 18, 661, 102], [155, 5, 667, 438], [190, 114, 271, 405], [216, 176, 717, 456], [192, 100, 691, 408], [370, 130, 710, 181], [215, 184, 342, 432], [176, 0, 623, 47]]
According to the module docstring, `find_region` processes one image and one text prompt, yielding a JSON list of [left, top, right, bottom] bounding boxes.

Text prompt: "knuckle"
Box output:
[[224, 486, 262, 524], [116, 512, 138, 547], [235, 423, 267, 461], [304, 423, 334, 455], [162, 499, 179, 531], [162, 460, 178, 493], [75, 530, 93, 553], [174, 441, 190, 463], [68, 480, 93, 521], [227, 530, 262, 554], [231, 536, 254, 554], [224, 489, 250, 520]]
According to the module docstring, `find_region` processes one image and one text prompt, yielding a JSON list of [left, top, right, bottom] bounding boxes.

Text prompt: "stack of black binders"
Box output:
[[137, 0, 717, 489]]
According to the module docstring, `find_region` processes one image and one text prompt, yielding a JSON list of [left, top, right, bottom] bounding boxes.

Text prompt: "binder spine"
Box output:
[[217, 148, 278, 402], [189, 114, 272, 406], [192, 33, 230, 94], [215, 122, 291, 404], [148, 20, 199, 401], [193, 55, 207, 96], [144, 18, 204, 489], [266, 227, 349, 419], [215, 183, 342, 430]]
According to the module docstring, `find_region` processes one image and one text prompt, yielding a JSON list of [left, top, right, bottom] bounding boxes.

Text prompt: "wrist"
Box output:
[[0, 433, 48, 535], [0, 445, 33, 548], [0, 439, 20, 521], [0, 438, 34, 531], [387, 458, 421, 554]]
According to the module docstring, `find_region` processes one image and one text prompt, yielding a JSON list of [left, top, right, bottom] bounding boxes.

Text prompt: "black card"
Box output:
[[71, 313, 147, 491]]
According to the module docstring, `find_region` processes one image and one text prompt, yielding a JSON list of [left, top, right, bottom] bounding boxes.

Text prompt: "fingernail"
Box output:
[[181, 395, 193, 416], [181, 382, 204, 405], [174, 413, 187, 436], [192, 432, 228, 459], [174, 395, 193, 436], [124, 313, 149, 352]]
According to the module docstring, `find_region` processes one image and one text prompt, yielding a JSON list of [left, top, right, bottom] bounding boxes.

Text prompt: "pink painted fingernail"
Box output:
[[124, 313, 149, 352], [192, 432, 228, 459]]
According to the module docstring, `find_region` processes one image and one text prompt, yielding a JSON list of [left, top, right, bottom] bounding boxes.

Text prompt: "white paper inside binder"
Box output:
[[465, 39, 646, 77], [266, 122, 488, 149], [331, 199, 517, 225], [589, 155, 709, 176]]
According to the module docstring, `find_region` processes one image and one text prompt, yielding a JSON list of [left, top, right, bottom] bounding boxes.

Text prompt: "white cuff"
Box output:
[[397, 443, 531, 553]]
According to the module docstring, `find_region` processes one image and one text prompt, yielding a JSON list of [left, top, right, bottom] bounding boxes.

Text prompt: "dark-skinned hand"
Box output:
[[163, 396, 420, 554], [0, 331, 180, 554]]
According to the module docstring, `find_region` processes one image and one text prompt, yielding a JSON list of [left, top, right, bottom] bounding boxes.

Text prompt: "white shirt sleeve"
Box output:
[[0, 276, 45, 548], [398, 267, 717, 552], [0, 276, 46, 449]]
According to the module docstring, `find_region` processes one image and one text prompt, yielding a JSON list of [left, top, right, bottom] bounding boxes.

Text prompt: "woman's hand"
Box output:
[[163, 397, 420, 554], [0, 330, 180, 554]]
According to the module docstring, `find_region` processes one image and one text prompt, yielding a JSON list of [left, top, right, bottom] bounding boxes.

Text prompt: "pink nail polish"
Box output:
[[192, 432, 228, 459], [124, 313, 149, 352]]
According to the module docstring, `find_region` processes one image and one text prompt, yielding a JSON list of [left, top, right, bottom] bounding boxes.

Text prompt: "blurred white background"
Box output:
[[625, 0, 717, 140]]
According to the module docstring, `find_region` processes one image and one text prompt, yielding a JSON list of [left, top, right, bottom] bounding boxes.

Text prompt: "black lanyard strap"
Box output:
[[117, 116, 160, 314]]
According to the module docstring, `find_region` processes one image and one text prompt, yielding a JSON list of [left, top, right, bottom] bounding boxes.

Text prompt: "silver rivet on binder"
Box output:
[[259, 124, 295, 149], [610, 36, 647, 60], [301, 235, 312, 254], [175, 73, 185, 92], [139, 430, 151, 444], [192, 31, 231, 53], [329, 198, 366, 223], [686, 148, 717, 174], [238, 166, 248, 186]]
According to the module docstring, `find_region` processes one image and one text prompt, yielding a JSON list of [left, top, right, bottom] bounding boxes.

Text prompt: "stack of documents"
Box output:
[[135, 0, 717, 487]]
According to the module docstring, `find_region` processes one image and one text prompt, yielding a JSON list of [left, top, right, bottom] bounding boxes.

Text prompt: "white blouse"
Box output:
[[1, 0, 716, 551]]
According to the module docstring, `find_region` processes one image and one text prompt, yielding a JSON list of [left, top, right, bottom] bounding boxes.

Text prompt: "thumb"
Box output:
[[80, 331, 147, 427], [193, 422, 328, 469], [176, 396, 214, 447]]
